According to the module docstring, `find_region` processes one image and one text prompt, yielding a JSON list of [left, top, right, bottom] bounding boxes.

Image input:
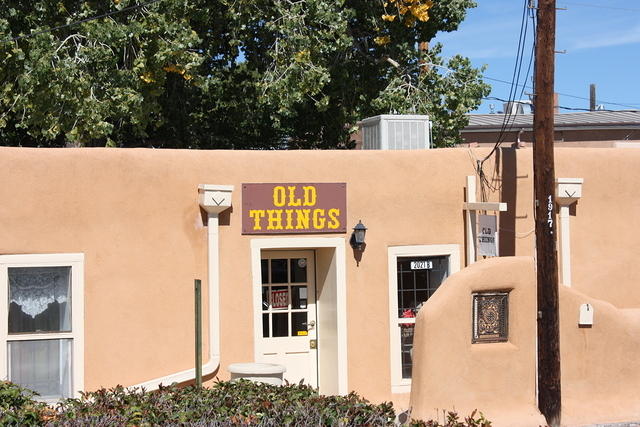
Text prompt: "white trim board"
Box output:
[[250, 237, 348, 395]]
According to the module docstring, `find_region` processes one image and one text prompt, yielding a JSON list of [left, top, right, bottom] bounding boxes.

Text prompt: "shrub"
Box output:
[[0, 381, 50, 426], [51, 380, 396, 426], [1, 379, 492, 426]]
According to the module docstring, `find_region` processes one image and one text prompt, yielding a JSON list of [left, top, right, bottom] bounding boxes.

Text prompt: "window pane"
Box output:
[[9, 267, 71, 333], [291, 258, 307, 283], [262, 287, 269, 311], [261, 260, 269, 284], [400, 325, 415, 379], [8, 339, 72, 399], [291, 286, 308, 309], [270, 286, 288, 310], [270, 259, 288, 283], [291, 312, 308, 336], [272, 313, 288, 337], [262, 314, 269, 338]]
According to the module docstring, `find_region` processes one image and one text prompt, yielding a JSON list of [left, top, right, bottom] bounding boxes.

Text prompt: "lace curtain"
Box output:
[[8, 266, 71, 332]]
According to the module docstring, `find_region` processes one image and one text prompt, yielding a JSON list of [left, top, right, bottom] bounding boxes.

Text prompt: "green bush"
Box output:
[[0, 381, 50, 426], [0, 379, 492, 426], [52, 380, 396, 426]]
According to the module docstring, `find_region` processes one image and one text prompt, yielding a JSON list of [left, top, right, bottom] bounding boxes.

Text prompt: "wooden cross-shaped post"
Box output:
[[463, 175, 507, 266]]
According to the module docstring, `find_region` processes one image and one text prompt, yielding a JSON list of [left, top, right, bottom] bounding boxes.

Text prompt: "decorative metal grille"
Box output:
[[472, 292, 509, 343]]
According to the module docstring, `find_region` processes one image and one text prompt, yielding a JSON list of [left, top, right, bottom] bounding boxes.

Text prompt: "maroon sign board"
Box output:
[[242, 183, 347, 234]]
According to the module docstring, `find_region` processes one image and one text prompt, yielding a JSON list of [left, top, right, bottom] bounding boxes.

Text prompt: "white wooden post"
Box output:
[[465, 176, 477, 266], [464, 175, 508, 266], [555, 178, 583, 287]]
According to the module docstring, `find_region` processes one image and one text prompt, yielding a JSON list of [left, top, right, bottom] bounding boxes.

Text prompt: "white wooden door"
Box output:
[[257, 250, 317, 387]]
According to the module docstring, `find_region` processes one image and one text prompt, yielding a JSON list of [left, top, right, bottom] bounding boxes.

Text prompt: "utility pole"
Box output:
[[590, 84, 596, 111], [533, 0, 561, 426]]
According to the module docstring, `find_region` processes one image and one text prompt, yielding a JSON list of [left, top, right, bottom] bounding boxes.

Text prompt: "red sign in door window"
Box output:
[[271, 289, 289, 309]]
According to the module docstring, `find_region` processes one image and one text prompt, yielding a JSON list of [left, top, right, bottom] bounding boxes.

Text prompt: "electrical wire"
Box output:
[[0, 0, 163, 44], [482, 96, 638, 112], [474, 0, 535, 203], [560, 1, 640, 12]]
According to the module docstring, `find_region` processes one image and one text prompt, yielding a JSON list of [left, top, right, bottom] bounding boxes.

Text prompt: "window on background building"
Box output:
[[1, 254, 84, 401], [387, 245, 460, 393]]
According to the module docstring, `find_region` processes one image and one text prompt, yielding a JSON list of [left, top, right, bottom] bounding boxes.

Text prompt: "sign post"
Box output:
[[463, 176, 507, 265]]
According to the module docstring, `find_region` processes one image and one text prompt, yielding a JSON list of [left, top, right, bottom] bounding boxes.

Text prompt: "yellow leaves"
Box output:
[[139, 72, 155, 83], [163, 64, 193, 81], [380, 0, 433, 27], [294, 49, 310, 63], [374, 35, 391, 46], [409, 2, 432, 22]]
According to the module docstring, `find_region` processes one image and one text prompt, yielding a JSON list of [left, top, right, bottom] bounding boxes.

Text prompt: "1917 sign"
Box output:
[[242, 183, 347, 234]]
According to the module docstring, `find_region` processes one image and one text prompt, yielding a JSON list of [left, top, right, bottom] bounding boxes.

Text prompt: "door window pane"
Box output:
[[271, 259, 288, 283], [272, 313, 288, 337], [291, 286, 307, 309], [270, 286, 288, 310], [291, 258, 307, 283], [262, 314, 269, 338], [262, 287, 269, 311], [8, 267, 71, 334], [292, 312, 308, 336], [8, 339, 72, 399], [261, 260, 269, 284]]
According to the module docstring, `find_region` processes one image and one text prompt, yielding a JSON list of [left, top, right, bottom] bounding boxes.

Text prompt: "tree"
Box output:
[[0, 0, 490, 148]]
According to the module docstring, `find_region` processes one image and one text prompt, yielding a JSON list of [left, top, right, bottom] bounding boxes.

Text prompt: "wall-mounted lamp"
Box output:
[[350, 220, 367, 250]]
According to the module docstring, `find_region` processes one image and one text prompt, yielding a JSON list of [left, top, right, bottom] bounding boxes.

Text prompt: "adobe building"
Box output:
[[1, 145, 639, 425]]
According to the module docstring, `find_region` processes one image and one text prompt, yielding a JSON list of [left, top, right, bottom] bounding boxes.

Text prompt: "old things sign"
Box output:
[[242, 183, 347, 234]]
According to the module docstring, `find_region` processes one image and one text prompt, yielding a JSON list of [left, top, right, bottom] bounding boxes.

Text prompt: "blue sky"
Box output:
[[433, 0, 640, 113]]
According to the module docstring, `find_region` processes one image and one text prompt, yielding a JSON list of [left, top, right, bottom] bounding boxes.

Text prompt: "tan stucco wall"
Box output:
[[1, 146, 639, 412], [410, 256, 640, 426]]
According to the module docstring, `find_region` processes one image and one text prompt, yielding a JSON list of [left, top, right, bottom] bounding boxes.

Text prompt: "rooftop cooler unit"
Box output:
[[360, 114, 432, 150]]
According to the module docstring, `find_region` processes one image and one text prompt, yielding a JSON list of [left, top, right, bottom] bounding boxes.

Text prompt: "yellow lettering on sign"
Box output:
[[303, 186, 317, 206], [327, 208, 340, 229], [266, 209, 284, 230], [249, 210, 266, 230], [295, 209, 311, 229], [284, 209, 294, 230], [313, 209, 326, 229], [273, 186, 286, 207], [287, 186, 302, 206]]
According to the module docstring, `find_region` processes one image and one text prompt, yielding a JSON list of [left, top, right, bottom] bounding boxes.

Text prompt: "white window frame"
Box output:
[[0, 253, 84, 400], [388, 245, 460, 394]]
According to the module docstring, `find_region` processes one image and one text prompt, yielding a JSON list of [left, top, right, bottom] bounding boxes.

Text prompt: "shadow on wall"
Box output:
[[409, 256, 640, 427]]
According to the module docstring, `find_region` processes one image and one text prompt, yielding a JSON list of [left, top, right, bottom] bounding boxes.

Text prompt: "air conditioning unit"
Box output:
[[359, 115, 432, 150]]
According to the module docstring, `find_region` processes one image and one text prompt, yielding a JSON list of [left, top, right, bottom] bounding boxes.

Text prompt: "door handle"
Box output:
[[307, 320, 316, 329], [310, 339, 317, 349]]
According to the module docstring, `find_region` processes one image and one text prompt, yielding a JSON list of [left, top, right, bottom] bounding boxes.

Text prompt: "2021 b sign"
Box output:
[[242, 183, 347, 234]]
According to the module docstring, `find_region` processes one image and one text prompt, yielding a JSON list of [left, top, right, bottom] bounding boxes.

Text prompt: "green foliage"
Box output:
[[409, 409, 492, 427], [52, 380, 397, 426], [0, 380, 49, 426], [0, 0, 489, 148]]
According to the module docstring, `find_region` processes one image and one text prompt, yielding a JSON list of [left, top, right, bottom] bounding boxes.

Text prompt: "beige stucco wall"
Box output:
[[410, 256, 640, 426], [1, 146, 639, 413]]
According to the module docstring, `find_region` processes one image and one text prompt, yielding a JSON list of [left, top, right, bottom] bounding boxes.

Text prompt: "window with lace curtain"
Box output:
[[0, 254, 84, 401]]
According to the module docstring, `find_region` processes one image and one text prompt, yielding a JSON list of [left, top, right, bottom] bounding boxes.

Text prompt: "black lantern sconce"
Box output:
[[350, 220, 367, 250]]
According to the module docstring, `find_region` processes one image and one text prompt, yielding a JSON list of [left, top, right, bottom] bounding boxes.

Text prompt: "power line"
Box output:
[[482, 96, 638, 112], [1, 0, 162, 44], [560, 1, 640, 12], [484, 76, 640, 109]]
